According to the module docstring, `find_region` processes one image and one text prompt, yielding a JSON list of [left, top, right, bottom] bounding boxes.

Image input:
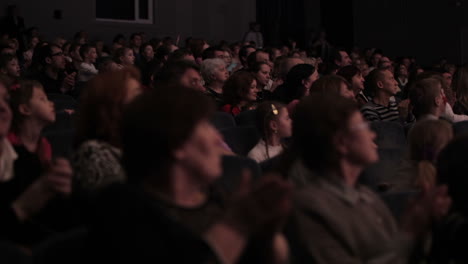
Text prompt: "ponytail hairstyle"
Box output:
[[255, 101, 286, 159]]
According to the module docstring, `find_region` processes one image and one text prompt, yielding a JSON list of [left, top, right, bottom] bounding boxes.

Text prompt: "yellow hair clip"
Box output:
[[271, 104, 279, 115]]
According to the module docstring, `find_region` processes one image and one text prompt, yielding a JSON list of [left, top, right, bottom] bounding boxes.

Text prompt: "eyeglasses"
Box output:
[[50, 52, 64, 57]]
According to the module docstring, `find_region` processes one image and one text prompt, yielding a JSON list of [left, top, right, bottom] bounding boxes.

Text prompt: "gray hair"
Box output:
[[201, 58, 226, 84]]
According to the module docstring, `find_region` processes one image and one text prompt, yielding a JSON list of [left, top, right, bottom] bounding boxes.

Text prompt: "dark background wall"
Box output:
[[0, 0, 255, 44]]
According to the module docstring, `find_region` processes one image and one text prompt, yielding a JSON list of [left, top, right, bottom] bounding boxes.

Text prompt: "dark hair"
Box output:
[[202, 46, 224, 60], [130, 33, 142, 41], [79, 44, 95, 59], [167, 48, 194, 63], [255, 101, 286, 159], [247, 50, 268, 69], [310, 75, 350, 97], [283, 63, 315, 102], [364, 68, 387, 97], [31, 43, 61, 70], [0, 54, 17, 69], [9, 80, 44, 132], [409, 77, 443, 118], [113, 34, 126, 44], [291, 95, 358, 173], [437, 134, 468, 212], [113, 47, 132, 64], [239, 45, 255, 63], [153, 60, 200, 88], [222, 70, 256, 106], [154, 45, 171, 62], [331, 47, 347, 64], [122, 86, 215, 184], [75, 67, 141, 148], [336, 65, 361, 84], [249, 61, 270, 74]]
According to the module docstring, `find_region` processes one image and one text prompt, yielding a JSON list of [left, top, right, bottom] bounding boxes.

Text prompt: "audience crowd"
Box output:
[[1, 4, 468, 263]]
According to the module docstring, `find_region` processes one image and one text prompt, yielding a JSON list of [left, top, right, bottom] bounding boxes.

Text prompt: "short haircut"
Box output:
[[0, 54, 18, 69], [200, 58, 226, 85], [79, 44, 96, 59], [122, 86, 215, 183], [409, 77, 442, 118], [130, 33, 142, 40], [364, 68, 387, 97], [336, 65, 361, 84], [310, 75, 350, 97], [291, 95, 359, 173], [201, 46, 224, 60], [167, 48, 193, 63], [153, 60, 200, 88]]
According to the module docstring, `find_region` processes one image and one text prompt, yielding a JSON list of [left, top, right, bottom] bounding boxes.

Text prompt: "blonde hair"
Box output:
[[408, 119, 453, 163]]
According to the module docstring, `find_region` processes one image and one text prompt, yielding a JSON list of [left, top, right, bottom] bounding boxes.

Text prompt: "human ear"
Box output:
[[18, 103, 32, 116]]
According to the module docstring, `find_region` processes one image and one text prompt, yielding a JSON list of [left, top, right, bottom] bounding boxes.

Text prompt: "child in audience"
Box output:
[[114, 47, 135, 67], [0, 54, 20, 86], [8, 80, 55, 164], [73, 67, 142, 190], [0, 76, 73, 248], [221, 71, 258, 115], [77, 44, 98, 82], [248, 101, 292, 163]]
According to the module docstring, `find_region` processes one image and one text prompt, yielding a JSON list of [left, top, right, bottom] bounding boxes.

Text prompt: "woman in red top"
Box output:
[[221, 71, 258, 116]]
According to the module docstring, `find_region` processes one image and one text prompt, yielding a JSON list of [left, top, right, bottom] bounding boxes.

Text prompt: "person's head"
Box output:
[[139, 43, 154, 61], [396, 63, 409, 78], [0, 76, 12, 138], [333, 48, 352, 68], [365, 69, 399, 98], [33, 43, 66, 71], [278, 57, 304, 81], [255, 101, 292, 144], [201, 46, 225, 60], [378, 56, 392, 70], [154, 60, 204, 91], [75, 67, 142, 147], [167, 48, 195, 63], [69, 43, 82, 62], [0, 54, 20, 78], [283, 63, 318, 101], [122, 86, 222, 187], [408, 119, 452, 163], [247, 50, 270, 69], [250, 62, 271, 87], [113, 34, 126, 45], [114, 47, 135, 66], [409, 77, 445, 119], [452, 65, 468, 104], [200, 58, 229, 86], [292, 95, 377, 174], [371, 52, 383, 67], [9, 80, 55, 132], [223, 71, 257, 106], [79, 44, 97, 64], [239, 45, 256, 67], [337, 65, 364, 96], [27, 36, 40, 50], [310, 75, 355, 100], [97, 58, 120, 73], [130, 33, 142, 48]]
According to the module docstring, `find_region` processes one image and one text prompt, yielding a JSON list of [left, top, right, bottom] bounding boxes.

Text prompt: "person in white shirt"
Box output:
[[248, 101, 292, 163], [77, 44, 99, 82]]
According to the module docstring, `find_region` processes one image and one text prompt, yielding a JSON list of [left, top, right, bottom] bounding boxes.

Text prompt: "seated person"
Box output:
[[248, 101, 292, 163], [221, 71, 258, 116], [85, 86, 292, 263]]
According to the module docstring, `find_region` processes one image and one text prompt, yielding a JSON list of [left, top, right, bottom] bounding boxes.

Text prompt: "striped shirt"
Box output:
[[361, 100, 400, 122]]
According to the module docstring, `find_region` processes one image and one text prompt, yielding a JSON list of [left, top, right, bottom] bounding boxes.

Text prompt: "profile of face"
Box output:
[[223, 51, 232, 65], [256, 51, 270, 64], [123, 77, 143, 104], [86, 47, 98, 63], [442, 72, 453, 88], [351, 72, 365, 94], [372, 53, 382, 67], [121, 49, 135, 66], [175, 120, 223, 183], [180, 68, 205, 92], [213, 64, 229, 83], [337, 51, 352, 67], [25, 87, 55, 123], [272, 107, 292, 138], [244, 79, 258, 102], [339, 111, 378, 166], [398, 65, 408, 77], [132, 35, 142, 48], [0, 83, 12, 138], [256, 64, 271, 87], [3, 58, 20, 77], [378, 70, 399, 95]]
